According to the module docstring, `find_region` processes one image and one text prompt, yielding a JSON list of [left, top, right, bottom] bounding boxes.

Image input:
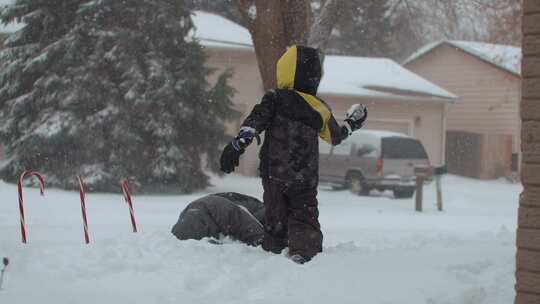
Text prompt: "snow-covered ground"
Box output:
[[0, 174, 519, 304]]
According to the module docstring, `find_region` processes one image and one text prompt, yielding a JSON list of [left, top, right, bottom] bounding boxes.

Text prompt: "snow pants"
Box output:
[[261, 179, 323, 260]]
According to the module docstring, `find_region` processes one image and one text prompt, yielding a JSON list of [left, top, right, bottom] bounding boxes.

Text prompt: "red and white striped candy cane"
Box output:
[[78, 176, 90, 244], [121, 180, 138, 233], [18, 171, 45, 244]]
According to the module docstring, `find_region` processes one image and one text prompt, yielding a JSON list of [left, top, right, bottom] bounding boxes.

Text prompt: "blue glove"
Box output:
[[220, 127, 261, 174], [231, 127, 260, 151]]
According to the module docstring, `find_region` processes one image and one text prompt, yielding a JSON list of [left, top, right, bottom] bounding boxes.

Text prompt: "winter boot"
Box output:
[[289, 254, 307, 264]]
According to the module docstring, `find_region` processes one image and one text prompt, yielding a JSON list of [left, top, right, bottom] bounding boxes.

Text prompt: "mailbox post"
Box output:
[[433, 166, 447, 212], [414, 166, 430, 212], [436, 175, 443, 211]]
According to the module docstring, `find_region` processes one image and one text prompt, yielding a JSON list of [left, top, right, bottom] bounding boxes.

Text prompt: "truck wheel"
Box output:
[[393, 188, 415, 199], [347, 173, 370, 196]]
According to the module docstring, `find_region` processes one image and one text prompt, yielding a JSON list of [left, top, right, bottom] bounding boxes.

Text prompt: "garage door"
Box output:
[[364, 120, 412, 136]]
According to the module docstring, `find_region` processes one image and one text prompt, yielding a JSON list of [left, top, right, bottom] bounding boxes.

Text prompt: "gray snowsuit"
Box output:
[[171, 192, 265, 246]]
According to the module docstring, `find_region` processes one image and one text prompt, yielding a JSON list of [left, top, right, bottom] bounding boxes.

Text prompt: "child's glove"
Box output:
[[220, 127, 260, 174], [231, 127, 260, 151], [220, 143, 242, 173], [344, 104, 368, 134]]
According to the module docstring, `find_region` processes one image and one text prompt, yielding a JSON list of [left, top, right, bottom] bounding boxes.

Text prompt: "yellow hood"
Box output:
[[276, 45, 332, 144], [276, 45, 322, 95]]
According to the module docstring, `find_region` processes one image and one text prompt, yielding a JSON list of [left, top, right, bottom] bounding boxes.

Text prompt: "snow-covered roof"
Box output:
[[0, 10, 456, 102], [403, 40, 521, 77], [190, 11, 253, 50], [319, 56, 457, 102], [0, 10, 254, 49], [190, 12, 456, 102]]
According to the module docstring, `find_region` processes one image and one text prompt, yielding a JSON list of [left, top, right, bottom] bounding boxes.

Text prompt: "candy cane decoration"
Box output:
[[121, 180, 138, 233], [78, 176, 90, 244], [18, 171, 45, 244]]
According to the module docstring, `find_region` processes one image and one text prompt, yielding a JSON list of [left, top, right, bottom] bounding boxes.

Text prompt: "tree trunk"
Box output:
[[237, 0, 346, 91], [515, 1, 540, 303], [238, 0, 311, 90]]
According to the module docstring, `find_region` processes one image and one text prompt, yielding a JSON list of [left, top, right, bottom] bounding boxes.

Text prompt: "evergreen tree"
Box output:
[[0, 0, 237, 193]]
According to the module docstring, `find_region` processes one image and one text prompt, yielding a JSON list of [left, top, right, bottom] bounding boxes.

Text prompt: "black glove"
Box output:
[[220, 142, 243, 174], [344, 104, 368, 134]]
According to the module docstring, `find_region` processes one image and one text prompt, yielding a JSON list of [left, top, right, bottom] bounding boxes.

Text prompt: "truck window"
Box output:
[[356, 144, 379, 158], [382, 137, 428, 159]]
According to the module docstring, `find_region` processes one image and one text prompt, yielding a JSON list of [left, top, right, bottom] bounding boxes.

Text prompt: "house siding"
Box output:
[[406, 44, 521, 153], [204, 48, 264, 176]]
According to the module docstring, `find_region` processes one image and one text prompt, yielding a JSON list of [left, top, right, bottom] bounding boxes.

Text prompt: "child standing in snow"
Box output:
[[220, 45, 367, 264]]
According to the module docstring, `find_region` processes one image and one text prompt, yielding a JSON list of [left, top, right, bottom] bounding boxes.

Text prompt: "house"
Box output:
[[0, 12, 458, 176], [403, 40, 522, 179], [192, 11, 457, 176]]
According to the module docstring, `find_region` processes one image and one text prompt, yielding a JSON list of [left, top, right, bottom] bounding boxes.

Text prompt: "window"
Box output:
[[382, 137, 428, 159], [356, 144, 379, 158]]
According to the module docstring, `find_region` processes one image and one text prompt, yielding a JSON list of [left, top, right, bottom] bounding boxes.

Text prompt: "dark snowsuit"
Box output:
[[171, 192, 265, 246], [241, 46, 350, 260]]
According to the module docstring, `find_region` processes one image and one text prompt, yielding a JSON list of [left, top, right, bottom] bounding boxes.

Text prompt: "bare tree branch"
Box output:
[[235, 0, 255, 30], [307, 0, 344, 52]]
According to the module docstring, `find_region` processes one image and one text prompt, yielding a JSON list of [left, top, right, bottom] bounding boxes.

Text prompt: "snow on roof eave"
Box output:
[[402, 40, 445, 65], [363, 85, 457, 101], [199, 38, 254, 51], [403, 40, 521, 78], [319, 89, 457, 104], [191, 11, 254, 50], [446, 41, 521, 78]]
